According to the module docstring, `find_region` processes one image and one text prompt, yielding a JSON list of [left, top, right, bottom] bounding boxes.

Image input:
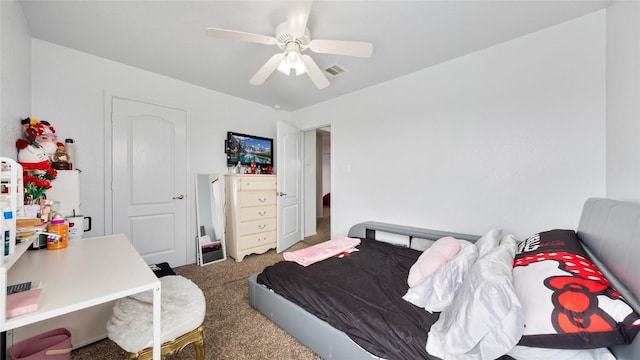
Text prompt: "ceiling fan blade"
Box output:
[[287, 0, 312, 38], [206, 28, 277, 45], [250, 53, 285, 86], [309, 39, 373, 58], [301, 54, 330, 89]]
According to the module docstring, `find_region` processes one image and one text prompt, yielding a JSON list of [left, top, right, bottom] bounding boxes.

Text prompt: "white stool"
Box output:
[[107, 275, 206, 360]]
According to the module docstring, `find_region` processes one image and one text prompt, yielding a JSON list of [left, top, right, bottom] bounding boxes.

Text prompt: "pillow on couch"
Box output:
[[407, 236, 461, 287], [513, 229, 640, 349]]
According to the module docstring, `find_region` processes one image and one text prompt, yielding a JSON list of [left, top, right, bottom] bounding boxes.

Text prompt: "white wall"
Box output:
[[606, 1, 640, 202], [295, 11, 606, 240], [31, 40, 289, 263], [0, 0, 31, 159]]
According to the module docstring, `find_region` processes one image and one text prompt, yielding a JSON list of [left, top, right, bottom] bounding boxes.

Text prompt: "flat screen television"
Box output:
[[226, 131, 273, 166]]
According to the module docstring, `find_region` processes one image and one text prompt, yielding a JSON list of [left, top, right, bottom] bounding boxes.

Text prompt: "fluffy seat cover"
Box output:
[[107, 275, 206, 353]]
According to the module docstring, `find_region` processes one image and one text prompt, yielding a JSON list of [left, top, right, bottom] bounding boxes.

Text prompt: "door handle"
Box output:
[[278, 192, 287, 197], [173, 194, 185, 200]]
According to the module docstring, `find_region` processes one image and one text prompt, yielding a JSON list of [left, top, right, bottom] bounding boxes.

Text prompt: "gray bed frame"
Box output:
[[248, 198, 640, 359]]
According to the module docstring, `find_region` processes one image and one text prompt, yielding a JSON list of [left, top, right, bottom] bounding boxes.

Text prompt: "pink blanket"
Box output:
[[283, 236, 361, 267]]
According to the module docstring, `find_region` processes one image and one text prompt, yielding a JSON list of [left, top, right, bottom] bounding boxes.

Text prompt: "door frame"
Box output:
[[301, 122, 333, 238], [103, 91, 194, 263]]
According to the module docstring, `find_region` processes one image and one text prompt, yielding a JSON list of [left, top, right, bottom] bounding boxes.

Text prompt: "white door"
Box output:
[[111, 97, 188, 266], [277, 121, 302, 252]]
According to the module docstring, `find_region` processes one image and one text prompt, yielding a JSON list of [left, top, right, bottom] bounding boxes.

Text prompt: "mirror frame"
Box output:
[[195, 173, 226, 265]]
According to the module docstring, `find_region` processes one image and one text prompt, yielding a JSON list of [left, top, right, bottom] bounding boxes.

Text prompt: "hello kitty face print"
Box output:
[[512, 230, 640, 349]]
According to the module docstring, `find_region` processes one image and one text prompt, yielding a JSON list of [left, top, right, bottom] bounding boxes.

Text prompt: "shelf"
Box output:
[[0, 236, 36, 272]]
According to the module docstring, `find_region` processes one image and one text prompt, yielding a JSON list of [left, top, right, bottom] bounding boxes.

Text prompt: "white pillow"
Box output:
[[410, 237, 435, 251], [508, 346, 616, 360], [374, 230, 411, 247], [426, 236, 524, 360], [407, 236, 461, 287], [403, 240, 477, 312], [474, 228, 502, 258]]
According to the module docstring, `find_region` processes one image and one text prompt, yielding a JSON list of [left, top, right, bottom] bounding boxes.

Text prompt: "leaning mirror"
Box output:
[[195, 173, 226, 265]]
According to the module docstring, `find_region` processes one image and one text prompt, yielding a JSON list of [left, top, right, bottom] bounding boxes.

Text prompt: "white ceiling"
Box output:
[[20, 0, 610, 111]]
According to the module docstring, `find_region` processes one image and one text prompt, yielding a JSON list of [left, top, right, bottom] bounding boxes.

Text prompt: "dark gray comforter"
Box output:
[[258, 239, 438, 360]]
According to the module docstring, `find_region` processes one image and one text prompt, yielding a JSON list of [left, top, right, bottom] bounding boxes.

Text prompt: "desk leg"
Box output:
[[152, 284, 161, 359], [1, 331, 6, 360]]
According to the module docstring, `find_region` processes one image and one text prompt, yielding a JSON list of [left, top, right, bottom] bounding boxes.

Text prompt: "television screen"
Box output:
[[226, 132, 273, 166]]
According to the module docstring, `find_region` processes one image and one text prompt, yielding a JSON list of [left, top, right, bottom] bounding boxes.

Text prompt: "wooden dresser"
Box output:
[[225, 175, 277, 261]]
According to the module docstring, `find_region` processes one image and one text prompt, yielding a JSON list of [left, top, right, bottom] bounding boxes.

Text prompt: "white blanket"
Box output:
[[107, 275, 206, 353], [426, 234, 524, 360]]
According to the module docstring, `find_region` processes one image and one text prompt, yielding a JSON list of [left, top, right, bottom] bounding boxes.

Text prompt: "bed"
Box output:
[[248, 198, 640, 359]]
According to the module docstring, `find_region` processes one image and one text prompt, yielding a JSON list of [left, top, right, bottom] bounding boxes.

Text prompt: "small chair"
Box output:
[[107, 275, 206, 360]]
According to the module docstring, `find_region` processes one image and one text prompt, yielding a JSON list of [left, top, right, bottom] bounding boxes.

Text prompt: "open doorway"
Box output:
[[303, 126, 331, 244], [318, 126, 331, 236]]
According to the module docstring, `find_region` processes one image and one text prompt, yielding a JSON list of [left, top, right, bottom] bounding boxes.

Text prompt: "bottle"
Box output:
[[3, 209, 16, 255], [47, 217, 69, 250], [2, 213, 9, 256], [65, 138, 76, 169]]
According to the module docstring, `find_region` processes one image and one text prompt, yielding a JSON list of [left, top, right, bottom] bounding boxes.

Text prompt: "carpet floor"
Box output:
[[70, 212, 330, 360]]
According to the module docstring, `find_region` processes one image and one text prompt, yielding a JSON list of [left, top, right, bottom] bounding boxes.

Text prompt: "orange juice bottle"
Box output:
[[47, 218, 68, 249]]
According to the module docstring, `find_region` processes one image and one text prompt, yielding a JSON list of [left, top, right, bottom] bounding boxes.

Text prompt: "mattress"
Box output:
[[257, 239, 439, 359]]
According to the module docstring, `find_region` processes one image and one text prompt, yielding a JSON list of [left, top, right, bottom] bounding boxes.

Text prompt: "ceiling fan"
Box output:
[[205, 0, 373, 89]]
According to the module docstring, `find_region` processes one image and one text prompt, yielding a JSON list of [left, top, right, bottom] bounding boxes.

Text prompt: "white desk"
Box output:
[[1, 234, 161, 359]]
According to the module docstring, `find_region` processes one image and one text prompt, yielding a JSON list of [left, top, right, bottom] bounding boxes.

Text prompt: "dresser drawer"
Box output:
[[239, 230, 276, 250], [238, 177, 276, 191], [238, 191, 276, 207], [238, 218, 276, 236], [238, 205, 276, 222]]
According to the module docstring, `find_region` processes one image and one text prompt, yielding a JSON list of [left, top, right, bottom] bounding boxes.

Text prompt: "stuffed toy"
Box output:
[[16, 140, 50, 171], [16, 117, 53, 170], [21, 118, 58, 158], [17, 118, 60, 205]]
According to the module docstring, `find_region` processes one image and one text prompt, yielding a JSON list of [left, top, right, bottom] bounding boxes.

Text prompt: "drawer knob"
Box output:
[[258, 197, 267, 202], [258, 224, 266, 229], [258, 211, 267, 216]]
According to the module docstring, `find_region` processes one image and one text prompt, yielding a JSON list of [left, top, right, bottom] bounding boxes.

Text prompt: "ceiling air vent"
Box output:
[[324, 64, 346, 77]]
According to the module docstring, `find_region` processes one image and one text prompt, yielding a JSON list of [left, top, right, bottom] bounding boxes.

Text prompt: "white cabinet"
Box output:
[[225, 175, 277, 261], [0, 158, 23, 256], [45, 169, 80, 217]]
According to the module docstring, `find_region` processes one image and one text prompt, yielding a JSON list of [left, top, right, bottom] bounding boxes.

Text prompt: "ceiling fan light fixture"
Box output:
[[277, 58, 292, 76], [294, 61, 308, 76], [278, 43, 307, 76], [286, 50, 300, 65]]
